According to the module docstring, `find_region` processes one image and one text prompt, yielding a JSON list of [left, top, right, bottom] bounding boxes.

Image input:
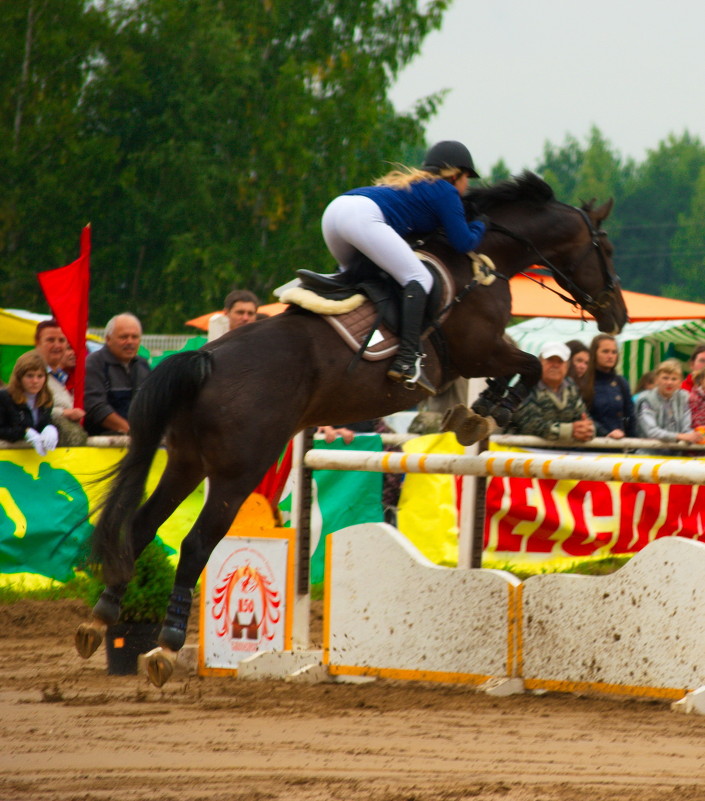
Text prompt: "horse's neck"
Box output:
[[483, 209, 565, 278]]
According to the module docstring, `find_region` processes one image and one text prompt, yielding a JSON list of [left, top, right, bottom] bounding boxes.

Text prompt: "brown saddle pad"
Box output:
[[323, 251, 454, 362]]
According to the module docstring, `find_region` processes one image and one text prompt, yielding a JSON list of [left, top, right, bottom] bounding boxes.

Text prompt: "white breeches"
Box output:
[[321, 194, 433, 292]]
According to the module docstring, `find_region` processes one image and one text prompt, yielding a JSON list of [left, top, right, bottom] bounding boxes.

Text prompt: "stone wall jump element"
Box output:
[[326, 523, 520, 683], [521, 536, 705, 699]]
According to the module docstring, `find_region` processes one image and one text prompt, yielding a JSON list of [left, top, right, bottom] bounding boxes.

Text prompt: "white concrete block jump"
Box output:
[[326, 524, 705, 700], [325, 523, 520, 684], [521, 536, 705, 699], [311, 445, 705, 701]]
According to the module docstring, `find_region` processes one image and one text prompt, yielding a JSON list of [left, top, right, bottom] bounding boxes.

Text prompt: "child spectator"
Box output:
[[687, 367, 705, 428], [0, 352, 59, 456], [633, 370, 656, 403], [635, 359, 700, 446]]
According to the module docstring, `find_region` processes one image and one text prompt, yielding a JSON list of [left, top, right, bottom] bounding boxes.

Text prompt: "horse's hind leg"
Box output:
[[441, 378, 509, 445], [75, 460, 204, 660], [144, 476, 255, 687]]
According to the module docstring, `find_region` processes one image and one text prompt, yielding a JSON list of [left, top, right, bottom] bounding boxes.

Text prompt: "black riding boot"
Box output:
[[387, 280, 436, 395]]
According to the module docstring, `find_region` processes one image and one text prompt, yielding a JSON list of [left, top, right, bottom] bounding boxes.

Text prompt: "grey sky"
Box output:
[[389, 0, 705, 176]]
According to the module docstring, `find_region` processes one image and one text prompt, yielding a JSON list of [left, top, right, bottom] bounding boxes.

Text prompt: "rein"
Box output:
[[487, 205, 617, 317]]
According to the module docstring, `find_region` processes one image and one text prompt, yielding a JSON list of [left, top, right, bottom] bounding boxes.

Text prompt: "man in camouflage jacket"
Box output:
[[506, 341, 595, 442]]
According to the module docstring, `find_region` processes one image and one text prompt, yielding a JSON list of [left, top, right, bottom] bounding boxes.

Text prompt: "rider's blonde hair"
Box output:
[[374, 164, 462, 190]]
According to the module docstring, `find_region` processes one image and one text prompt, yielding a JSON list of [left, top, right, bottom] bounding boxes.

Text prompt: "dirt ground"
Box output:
[[1, 599, 705, 801]]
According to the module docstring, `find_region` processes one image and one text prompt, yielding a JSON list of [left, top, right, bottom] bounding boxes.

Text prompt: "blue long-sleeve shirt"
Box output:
[[346, 180, 485, 253], [589, 370, 636, 437]]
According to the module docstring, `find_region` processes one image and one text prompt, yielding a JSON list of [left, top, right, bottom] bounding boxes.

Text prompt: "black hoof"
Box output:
[[471, 398, 493, 417], [490, 406, 512, 428]]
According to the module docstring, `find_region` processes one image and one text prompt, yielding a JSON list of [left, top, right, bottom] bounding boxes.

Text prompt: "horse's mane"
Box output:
[[465, 171, 555, 213]]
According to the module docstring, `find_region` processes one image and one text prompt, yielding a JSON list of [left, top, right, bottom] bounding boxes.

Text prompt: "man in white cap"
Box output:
[[506, 341, 595, 441]]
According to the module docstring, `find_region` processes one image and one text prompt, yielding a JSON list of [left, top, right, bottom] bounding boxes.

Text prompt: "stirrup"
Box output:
[[387, 354, 436, 396]]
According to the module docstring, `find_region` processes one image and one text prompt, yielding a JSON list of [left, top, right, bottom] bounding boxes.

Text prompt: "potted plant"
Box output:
[[86, 538, 176, 675]]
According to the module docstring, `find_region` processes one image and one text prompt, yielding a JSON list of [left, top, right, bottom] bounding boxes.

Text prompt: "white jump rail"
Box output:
[[304, 448, 705, 486]]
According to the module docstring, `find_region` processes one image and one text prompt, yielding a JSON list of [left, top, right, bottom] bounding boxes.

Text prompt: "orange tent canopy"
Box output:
[[185, 277, 705, 330], [509, 273, 705, 322], [185, 302, 289, 331]]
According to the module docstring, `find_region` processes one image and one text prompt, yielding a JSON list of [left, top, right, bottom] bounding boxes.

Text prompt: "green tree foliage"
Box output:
[[663, 164, 705, 302], [4, 1, 705, 327], [0, 0, 108, 305], [536, 128, 705, 300], [488, 158, 511, 184], [612, 132, 705, 294], [1, 0, 448, 330]]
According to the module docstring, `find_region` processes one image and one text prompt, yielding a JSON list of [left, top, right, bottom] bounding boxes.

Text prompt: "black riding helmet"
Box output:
[[422, 140, 479, 178]]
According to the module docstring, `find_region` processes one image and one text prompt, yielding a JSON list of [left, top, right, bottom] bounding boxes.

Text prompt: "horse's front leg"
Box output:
[[483, 379, 532, 428], [442, 348, 542, 445], [471, 377, 509, 418]]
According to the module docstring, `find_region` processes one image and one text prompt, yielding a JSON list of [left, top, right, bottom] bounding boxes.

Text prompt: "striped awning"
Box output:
[[507, 317, 705, 389]]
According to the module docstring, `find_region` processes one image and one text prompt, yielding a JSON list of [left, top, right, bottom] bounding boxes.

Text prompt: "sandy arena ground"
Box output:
[[1, 598, 705, 801]]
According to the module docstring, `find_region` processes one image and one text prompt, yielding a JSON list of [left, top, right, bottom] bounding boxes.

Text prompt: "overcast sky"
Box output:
[[389, 0, 705, 176]]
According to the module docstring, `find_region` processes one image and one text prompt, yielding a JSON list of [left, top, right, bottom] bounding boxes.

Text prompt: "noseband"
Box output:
[[489, 205, 619, 316]]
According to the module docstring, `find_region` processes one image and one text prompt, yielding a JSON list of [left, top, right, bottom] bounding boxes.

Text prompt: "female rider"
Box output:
[[320, 140, 487, 394]]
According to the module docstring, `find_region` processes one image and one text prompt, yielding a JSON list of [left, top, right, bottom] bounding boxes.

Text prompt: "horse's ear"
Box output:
[[590, 198, 614, 226]]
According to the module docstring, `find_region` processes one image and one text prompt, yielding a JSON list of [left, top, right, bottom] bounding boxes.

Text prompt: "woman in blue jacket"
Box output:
[[321, 141, 487, 393], [583, 334, 636, 439]]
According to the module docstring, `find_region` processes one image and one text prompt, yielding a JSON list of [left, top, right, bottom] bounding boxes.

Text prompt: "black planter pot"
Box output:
[[105, 622, 161, 675]]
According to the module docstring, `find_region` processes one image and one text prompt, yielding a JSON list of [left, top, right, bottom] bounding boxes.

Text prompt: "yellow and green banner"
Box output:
[[0, 447, 204, 586]]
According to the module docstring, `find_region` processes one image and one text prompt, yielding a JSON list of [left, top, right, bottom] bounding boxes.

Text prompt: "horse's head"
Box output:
[[466, 173, 628, 335], [558, 197, 628, 335]]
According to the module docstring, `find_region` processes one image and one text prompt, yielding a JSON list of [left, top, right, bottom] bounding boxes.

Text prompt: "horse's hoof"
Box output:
[[455, 413, 494, 446], [440, 403, 470, 434], [75, 623, 104, 659], [144, 647, 176, 688]]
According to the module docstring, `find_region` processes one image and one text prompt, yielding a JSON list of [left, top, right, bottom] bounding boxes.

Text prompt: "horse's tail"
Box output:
[[92, 349, 213, 585]]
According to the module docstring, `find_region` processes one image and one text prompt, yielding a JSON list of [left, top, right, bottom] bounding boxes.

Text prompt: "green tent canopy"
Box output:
[[507, 317, 705, 389]]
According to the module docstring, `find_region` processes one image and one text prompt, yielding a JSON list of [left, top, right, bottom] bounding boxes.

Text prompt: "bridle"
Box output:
[[488, 204, 619, 317]]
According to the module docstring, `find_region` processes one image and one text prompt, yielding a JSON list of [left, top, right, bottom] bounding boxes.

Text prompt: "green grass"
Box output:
[[0, 573, 94, 604], [482, 554, 632, 581], [1, 555, 633, 606]]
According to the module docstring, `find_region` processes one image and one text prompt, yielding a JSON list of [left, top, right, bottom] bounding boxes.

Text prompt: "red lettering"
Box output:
[[493, 477, 536, 552], [611, 482, 662, 553], [561, 481, 614, 556], [524, 479, 560, 553], [656, 484, 705, 541]]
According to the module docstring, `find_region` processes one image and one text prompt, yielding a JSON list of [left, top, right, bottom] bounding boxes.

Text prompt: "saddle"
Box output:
[[279, 252, 455, 369]]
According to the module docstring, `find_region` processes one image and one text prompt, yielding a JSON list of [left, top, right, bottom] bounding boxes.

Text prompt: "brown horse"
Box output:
[[75, 173, 627, 685]]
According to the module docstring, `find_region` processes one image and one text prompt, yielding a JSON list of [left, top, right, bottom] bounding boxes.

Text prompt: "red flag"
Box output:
[[254, 441, 294, 511], [38, 225, 90, 409]]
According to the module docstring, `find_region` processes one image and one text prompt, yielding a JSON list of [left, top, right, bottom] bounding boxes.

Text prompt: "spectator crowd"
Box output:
[[505, 335, 705, 452], [0, 286, 266, 454], [1, 291, 704, 458]]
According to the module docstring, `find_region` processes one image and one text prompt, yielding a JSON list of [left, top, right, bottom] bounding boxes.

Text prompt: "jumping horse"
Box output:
[[75, 172, 627, 685]]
